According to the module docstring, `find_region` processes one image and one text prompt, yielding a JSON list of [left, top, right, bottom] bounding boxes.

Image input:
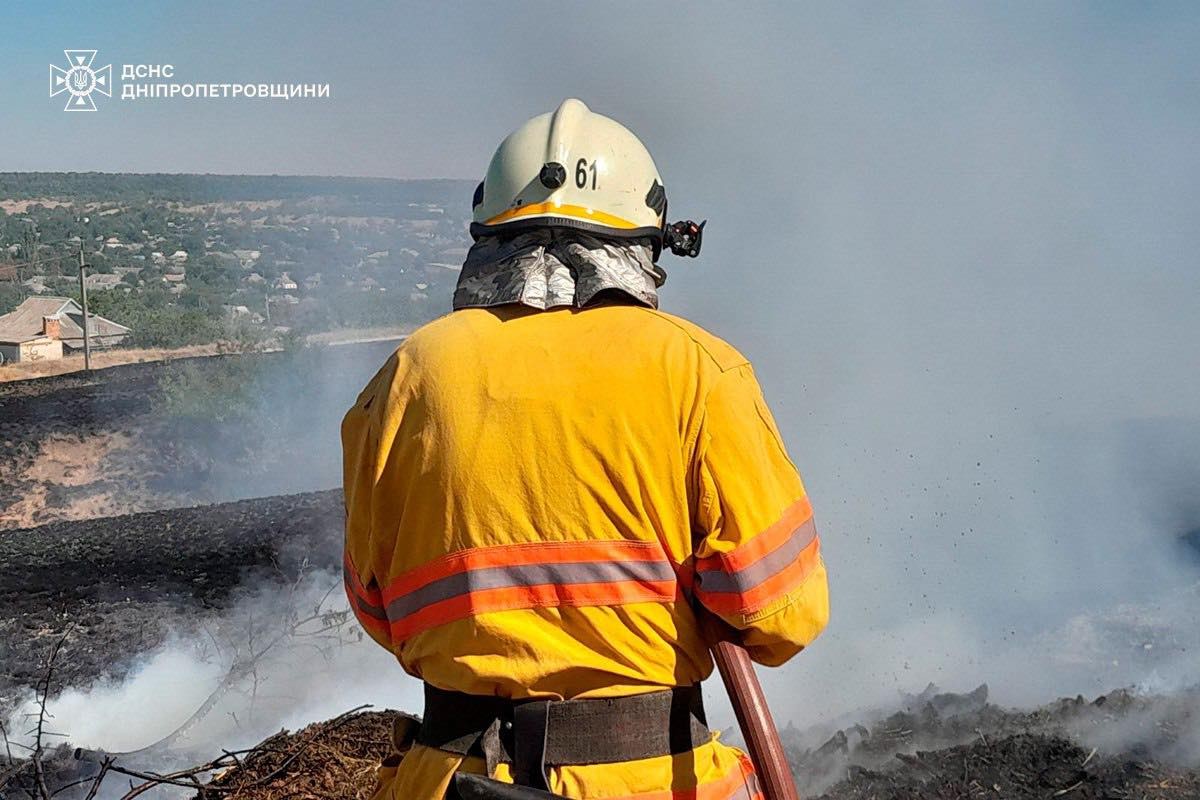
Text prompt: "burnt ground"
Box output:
[[0, 489, 343, 708], [196, 689, 1200, 799], [28, 691, 1193, 800], [1, 491, 1197, 799], [3, 349, 1200, 798], [792, 683, 1200, 798]]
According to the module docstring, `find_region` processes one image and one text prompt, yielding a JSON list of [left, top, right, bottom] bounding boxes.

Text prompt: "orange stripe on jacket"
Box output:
[[695, 496, 812, 574], [344, 582, 391, 639], [693, 497, 822, 615], [696, 536, 821, 616], [379, 539, 670, 605], [346, 541, 682, 642], [344, 552, 383, 603], [388, 578, 678, 641]]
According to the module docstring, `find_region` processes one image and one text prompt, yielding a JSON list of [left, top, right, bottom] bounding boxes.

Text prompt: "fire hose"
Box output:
[[711, 641, 800, 800]]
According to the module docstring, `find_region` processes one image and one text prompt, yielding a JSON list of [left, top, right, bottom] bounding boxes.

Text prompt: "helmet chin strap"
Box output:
[[648, 262, 668, 288]]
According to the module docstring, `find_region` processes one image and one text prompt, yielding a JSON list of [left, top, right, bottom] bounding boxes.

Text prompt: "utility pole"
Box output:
[[18, 220, 38, 300], [78, 244, 92, 372]]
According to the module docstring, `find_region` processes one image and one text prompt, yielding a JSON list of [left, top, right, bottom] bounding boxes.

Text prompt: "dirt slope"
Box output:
[[0, 340, 396, 529]]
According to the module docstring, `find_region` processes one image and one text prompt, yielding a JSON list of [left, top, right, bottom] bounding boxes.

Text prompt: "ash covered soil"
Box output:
[[196, 688, 1200, 800], [38, 687, 1192, 800], [2, 351, 1200, 798], [1, 492, 1197, 799], [0, 490, 344, 707]]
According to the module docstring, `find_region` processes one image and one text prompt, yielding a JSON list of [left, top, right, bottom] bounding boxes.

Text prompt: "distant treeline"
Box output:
[[0, 172, 474, 208]]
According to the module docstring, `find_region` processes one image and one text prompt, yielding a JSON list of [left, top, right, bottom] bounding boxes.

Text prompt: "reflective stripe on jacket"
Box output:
[[342, 303, 829, 799]]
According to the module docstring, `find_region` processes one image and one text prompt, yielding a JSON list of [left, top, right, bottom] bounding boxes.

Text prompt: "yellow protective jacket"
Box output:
[[342, 304, 829, 800]]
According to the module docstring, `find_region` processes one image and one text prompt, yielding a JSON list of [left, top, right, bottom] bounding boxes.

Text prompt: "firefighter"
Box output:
[[342, 99, 829, 800]]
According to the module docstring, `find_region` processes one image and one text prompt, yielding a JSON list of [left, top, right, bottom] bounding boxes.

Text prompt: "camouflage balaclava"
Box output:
[[452, 229, 665, 311]]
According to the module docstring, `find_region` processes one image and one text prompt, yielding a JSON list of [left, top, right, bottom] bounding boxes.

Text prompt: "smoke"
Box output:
[[145, 340, 406, 506], [8, 3, 1200, 778], [601, 4, 1200, 721], [83, 1, 1200, 739], [6, 571, 423, 763]]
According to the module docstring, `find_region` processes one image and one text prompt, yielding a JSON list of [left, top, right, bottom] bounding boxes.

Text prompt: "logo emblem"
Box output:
[[49, 50, 112, 111]]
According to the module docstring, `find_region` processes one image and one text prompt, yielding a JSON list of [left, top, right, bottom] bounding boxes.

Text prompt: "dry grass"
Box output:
[[0, 345, 228, 382], [207, 710, 396, 800], [0, 199, 72, 214], [0, 328, 408, 383]]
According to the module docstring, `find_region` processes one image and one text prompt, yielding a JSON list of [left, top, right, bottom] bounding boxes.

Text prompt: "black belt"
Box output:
[[418, 683, 710, 791]]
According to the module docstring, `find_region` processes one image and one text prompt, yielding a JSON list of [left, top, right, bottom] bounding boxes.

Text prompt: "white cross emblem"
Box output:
[[50, 50, 112, 111]]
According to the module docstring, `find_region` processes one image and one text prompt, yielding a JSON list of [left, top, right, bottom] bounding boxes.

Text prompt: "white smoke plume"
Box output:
[[6, 571, 423, 763], [6, 2, 1200, 781]]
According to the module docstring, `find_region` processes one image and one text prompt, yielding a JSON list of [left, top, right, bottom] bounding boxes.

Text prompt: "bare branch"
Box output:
[[103, 704, 371, 799]]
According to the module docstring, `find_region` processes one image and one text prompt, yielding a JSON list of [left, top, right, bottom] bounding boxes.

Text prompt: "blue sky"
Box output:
[[2, 2, 1192, 179], [4, 1, 1200, 712]]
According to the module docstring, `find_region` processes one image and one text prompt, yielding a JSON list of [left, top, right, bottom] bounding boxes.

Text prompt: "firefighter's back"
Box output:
[[343, 303, 767, 799], [342, 98, 828, 800], [347, 302, 745, 697]]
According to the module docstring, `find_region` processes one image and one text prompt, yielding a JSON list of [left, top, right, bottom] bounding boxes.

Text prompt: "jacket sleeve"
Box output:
[[690, 363, 829, 666], [341, 355, 400, 652]]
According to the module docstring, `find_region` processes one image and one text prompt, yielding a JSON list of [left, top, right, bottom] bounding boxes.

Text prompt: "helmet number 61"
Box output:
[[575, 158, 598, 190]]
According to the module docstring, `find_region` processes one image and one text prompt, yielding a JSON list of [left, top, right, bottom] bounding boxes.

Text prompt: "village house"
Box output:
[[83, 273, 124, 291], [0, 296, 131, 364], [223, 304, 264, 324]]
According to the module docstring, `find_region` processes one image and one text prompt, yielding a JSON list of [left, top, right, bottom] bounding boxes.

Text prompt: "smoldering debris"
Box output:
[[3, 489, 1200, 798], [782, 683, 1200, 797], [816, 733, 1200, 800], [35, 687, 1192, 800], [2, 346, 1199, 796]]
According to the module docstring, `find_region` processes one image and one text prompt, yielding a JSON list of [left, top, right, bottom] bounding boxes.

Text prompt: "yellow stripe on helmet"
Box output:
[[484, 201, 641, 230]]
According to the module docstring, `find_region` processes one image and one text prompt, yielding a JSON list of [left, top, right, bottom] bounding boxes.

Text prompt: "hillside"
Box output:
[[0, 172, 473, 349]]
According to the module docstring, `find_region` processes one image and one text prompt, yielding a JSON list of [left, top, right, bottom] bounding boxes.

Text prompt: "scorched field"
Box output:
[[1, 348, 1197, 799]]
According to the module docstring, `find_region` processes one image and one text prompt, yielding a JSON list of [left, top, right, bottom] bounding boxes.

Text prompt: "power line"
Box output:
[[0, 252, 80, 271], [3, 234, 89, 252]]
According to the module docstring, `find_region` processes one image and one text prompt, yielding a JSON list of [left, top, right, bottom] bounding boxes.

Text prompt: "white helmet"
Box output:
[[471, 99, 670, 249]]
